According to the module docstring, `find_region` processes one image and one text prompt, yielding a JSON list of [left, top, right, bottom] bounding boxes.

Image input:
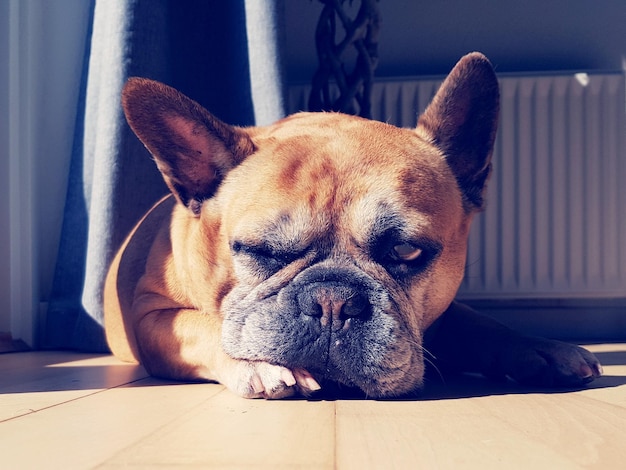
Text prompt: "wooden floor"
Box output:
[[1, 344, 626, 469]]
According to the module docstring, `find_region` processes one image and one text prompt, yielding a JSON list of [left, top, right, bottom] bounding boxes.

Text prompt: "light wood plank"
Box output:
[[336, 392, 626, 469], [0, 378, 225, 469], [0, 378, 335, 469], [100, 391, 336, 468], [0, 352, 147, 421]]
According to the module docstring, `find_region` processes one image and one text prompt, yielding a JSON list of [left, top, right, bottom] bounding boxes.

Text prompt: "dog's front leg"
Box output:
[[134, 308, 320, 398], [426, 301, 602, 387]]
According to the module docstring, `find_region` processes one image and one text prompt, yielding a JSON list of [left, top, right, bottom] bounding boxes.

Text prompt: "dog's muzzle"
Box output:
[[221, 261, 423, 396]]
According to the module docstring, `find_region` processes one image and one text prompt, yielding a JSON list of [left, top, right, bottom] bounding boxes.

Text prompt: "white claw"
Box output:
[[281, 369, 297, 387], [294, 369, 322, 392]]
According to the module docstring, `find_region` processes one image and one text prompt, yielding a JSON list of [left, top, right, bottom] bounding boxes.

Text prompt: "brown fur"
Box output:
[[105, 53, 601, 398]]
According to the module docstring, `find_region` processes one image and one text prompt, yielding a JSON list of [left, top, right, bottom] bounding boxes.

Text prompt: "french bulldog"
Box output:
[[104, 52, 602, 399]]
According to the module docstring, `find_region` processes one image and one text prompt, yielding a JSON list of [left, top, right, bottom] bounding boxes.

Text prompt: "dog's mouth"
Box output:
[[302, 355, 424, 399], [324, 381, 426, 400]]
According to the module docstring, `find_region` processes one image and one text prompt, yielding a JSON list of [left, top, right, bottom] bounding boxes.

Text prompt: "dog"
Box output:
[[104, 52, 602, 398]]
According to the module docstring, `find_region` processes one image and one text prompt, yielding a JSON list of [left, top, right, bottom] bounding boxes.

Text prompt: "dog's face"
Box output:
[[122, 52, 499, 397], [216, 114, 475, 396]]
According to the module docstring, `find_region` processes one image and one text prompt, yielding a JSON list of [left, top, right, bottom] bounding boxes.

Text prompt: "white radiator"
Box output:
[[287, 72, 626, 299]]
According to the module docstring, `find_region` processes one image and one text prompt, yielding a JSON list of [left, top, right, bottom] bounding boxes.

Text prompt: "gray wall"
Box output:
[[284, 0, 625, 83]]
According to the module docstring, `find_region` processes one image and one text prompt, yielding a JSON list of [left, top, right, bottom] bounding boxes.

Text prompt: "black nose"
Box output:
[[297, 282, 369, 328]]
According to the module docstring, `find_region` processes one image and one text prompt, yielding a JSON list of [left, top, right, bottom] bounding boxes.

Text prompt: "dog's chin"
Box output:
[[313, 380, 424, 400], [302, 343, 425, 399]]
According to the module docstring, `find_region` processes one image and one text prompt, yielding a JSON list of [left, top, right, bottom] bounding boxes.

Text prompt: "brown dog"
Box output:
[[104, 53, 602, 398]]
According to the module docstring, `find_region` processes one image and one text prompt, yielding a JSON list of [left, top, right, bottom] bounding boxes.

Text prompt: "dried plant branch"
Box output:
[[309, 0, 380, 118]]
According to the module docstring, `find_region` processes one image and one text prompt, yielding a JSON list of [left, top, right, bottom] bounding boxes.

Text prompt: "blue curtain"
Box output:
[[45, 0, 286, 352]]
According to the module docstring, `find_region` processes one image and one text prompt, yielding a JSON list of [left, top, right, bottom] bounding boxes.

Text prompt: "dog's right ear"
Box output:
[[122, 78, 256, 216]]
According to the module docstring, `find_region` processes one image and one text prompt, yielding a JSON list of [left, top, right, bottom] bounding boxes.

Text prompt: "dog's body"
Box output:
[[104, 53, 601, 398]]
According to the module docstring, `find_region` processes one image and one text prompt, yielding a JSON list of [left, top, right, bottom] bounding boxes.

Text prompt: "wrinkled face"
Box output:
[[214, 113, 474, 397]]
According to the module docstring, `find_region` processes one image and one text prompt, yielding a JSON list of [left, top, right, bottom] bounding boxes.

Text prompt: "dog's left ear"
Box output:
[[417, 52, 500, 211], [122, 78, 256, 216]]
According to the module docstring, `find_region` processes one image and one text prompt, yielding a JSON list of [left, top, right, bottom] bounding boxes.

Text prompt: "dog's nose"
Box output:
[[297, 282, 369, 328]]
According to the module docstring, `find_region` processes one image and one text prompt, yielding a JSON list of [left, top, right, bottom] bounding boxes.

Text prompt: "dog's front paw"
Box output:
[[497, 336, 603, 388], [220, 361, 321, 399]]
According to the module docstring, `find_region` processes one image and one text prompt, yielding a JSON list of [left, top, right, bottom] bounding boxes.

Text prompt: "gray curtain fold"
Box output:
[[45, 0, 286, 351]]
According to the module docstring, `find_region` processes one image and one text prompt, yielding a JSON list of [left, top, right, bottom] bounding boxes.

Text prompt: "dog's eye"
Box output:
[[232, 240, 297, 274], [378, 238, 442, 279], [373, 231, 441, 278], [391, 243, 423, 262]]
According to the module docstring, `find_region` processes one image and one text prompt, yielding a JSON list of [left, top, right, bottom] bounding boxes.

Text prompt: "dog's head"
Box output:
[[122, 52, 499, 397]]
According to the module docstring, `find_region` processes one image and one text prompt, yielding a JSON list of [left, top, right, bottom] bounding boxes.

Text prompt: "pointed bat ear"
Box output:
[[121, 78, 256, 216], [417, 52, 500, 211]]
